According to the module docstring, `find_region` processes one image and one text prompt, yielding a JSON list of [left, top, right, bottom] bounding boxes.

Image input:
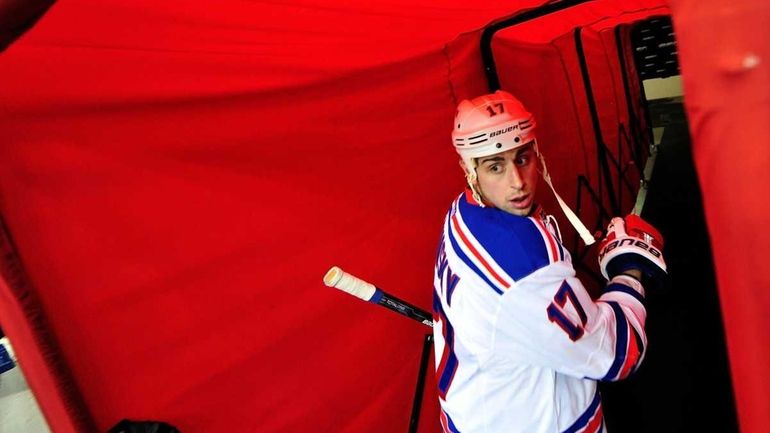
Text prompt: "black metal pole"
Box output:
[[408, 333, 434, 433], [480, 0, 595, 92], [615, 25, 644, 166], [574, 27, 620, 216]]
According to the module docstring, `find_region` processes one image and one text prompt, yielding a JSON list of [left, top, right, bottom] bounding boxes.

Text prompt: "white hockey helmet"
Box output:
[[452, 90, 537, 179], [451, 90, 597, 246]]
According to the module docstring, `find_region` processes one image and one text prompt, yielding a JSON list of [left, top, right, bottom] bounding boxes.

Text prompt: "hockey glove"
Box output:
[[598, 215, 667, 286]]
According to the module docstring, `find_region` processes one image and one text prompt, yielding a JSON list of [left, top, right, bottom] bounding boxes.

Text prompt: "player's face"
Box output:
[[474, 144, 539, 216]]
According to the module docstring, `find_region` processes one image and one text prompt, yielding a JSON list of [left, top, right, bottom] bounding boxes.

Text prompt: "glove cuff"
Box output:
[[609, 274, 645, 297]]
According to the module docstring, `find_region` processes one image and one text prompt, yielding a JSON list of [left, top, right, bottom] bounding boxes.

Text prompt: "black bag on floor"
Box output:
[[107, 419, 181, 433]]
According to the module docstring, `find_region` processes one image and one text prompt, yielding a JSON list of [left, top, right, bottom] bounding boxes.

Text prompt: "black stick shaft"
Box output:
[[373, 289, 433, 328], [323, 266, 433, 327]]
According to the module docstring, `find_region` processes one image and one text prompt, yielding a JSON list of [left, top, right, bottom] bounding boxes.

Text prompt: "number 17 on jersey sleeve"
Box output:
[[546, 280, 588, 341]]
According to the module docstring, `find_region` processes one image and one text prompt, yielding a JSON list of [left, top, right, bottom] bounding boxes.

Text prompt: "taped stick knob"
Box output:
[[323, 266, 343, 287], [323, 266, 377, 302]]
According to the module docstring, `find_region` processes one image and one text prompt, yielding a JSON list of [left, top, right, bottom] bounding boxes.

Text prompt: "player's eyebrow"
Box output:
[[517, 142, 535, 154], [479, 156, 504, 165]]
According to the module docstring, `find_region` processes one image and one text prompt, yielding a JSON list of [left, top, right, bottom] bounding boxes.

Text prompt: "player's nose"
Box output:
[[508, 163, 525, 190]]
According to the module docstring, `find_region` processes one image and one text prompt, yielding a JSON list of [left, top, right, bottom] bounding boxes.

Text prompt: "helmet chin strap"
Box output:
[[534, 144, 596, 246], [461, 151, 596, 246]]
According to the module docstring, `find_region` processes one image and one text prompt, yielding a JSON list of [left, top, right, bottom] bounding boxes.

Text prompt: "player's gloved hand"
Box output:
[[598, 215, 667, 287]]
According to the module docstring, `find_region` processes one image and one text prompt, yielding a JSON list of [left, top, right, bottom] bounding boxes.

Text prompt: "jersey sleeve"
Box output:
[[493, 266, 647, 381], [449, 197, 647, 381]]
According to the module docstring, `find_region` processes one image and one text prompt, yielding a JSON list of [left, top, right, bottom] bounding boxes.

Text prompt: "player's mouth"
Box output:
[[509, 194, 531, 209]]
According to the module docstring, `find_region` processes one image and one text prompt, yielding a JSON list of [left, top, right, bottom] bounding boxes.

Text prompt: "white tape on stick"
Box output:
[[323, 266, 377, 302]]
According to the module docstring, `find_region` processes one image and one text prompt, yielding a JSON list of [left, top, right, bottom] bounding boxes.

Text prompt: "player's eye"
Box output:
[[486, 163, 502, 173], [515, 151, 532, 167]]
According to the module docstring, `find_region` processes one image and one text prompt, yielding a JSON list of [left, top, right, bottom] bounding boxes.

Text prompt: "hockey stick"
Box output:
[[323, 266, 433, 328]]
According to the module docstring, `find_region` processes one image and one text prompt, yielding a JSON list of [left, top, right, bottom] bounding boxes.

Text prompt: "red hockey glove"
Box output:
[[598, 215, 667, 285]]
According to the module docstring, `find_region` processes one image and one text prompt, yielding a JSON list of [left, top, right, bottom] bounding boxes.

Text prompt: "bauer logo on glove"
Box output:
[[598, 215, 667, 284]]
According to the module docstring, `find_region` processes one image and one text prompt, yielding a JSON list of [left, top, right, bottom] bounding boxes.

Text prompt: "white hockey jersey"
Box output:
[[433, 191, 647, 433]]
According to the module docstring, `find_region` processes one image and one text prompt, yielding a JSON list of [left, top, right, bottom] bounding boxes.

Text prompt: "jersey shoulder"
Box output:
[[447, 194, 566, 285]]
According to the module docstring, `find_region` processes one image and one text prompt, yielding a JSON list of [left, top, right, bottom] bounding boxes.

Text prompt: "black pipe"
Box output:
[[408, 333, 434, 433], [480, 0, 595, 91], [574, 27, 620, 215], [615, 25, 644, 165]]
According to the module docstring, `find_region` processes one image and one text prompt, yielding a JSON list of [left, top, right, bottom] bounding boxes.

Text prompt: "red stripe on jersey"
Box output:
[[618, 325, 641, 379], [464, 188, 491, 207], [440, 410, 450, 433], [464, 188, 480, 206], [451, 213, 510, 289], [534, 217, 559, 263], [583, 404, 604, 433]]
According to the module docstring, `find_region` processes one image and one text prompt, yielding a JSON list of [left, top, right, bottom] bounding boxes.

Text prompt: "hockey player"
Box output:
[[433, 91, 667, 432]]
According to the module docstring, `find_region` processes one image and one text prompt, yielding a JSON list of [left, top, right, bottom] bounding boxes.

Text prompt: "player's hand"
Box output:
[[598, 215, 667, 286]]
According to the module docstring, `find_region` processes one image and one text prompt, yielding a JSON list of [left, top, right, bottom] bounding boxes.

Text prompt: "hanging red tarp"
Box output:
[[0, 1, 768, 432], [669, 1, 770, 433], [0, 2, 546, 432]]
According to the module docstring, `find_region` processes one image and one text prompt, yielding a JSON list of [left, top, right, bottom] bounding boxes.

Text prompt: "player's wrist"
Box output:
[[608, 273, 645, 297], [620, 269, 642, 281]]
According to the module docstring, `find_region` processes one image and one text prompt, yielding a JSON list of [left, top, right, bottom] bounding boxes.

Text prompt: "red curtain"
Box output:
[[669, 2, 770, 432], [1, 1, 768, 432], [0, 2, 543, 431]]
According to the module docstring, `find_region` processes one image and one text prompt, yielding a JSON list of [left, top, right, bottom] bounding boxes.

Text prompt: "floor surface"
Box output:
[[0, 338, 51, 433]]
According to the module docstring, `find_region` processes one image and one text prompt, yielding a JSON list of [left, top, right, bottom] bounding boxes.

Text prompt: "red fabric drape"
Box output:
[[1, 1, 768, 432], [669, 2, 770, 433], [0, 2, 545, 431], [0, 41, 456, 433]]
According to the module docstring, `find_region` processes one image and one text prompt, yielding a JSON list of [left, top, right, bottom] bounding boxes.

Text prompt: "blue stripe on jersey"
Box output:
[[447, 222, 503, 295], [601, 301, 629, 381], [436, 233, 448, 280], [562, 389, 601, 433], [457, 195, 551, 281], [604, 282, 645, 306], [434, 291, 459, 398], [445, 267, 461, 306]]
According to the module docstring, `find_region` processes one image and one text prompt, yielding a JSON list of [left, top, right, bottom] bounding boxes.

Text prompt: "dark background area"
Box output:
[[601, 100, 739, 433]]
